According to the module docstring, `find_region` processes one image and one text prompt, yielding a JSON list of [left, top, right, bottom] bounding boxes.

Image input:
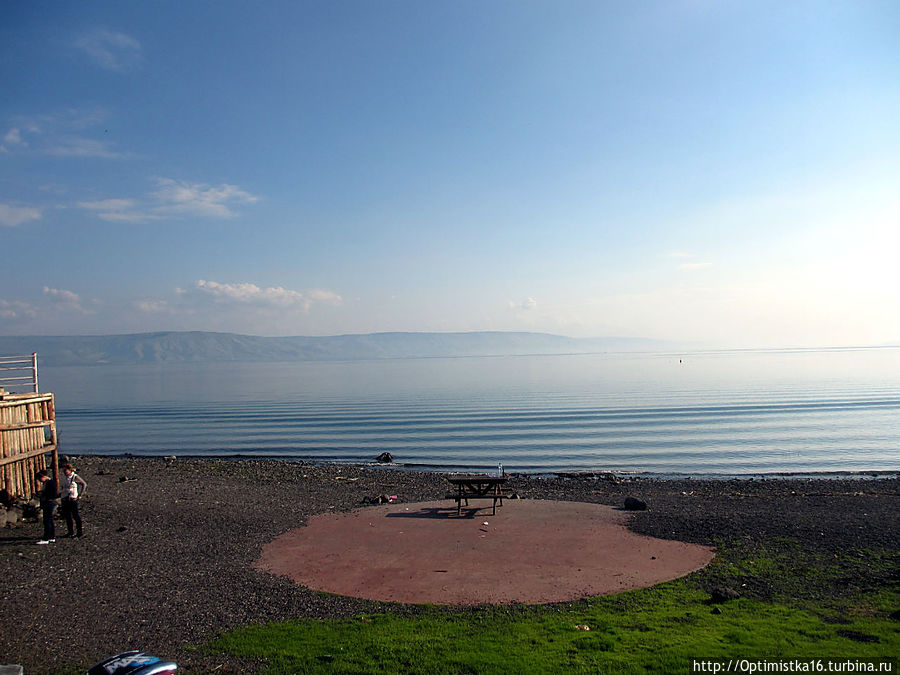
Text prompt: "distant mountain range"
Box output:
[[0, 331, 684, 366]]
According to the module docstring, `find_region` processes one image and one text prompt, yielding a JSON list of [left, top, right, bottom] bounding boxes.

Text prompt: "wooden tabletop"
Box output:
[[447, 473, 507, 484]]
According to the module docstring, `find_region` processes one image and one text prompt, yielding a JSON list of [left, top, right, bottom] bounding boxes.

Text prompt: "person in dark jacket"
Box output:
[[35, 469, 58, 544]]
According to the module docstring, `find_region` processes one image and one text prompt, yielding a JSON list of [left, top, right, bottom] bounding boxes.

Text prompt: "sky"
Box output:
[[1, 1, 899, 348]]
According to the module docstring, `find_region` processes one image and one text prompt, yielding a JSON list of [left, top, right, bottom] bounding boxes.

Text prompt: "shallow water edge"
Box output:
[[62, 451, 900, 481]]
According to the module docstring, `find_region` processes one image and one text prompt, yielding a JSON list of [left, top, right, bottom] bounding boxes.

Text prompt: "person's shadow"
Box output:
[[0, 534, 40, 546]]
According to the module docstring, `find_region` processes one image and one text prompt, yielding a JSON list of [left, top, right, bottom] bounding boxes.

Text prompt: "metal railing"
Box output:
[[0, 353, 39, 394]]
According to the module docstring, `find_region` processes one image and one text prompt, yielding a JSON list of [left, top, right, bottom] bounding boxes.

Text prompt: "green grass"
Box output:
[[204, 546, 899, 675]]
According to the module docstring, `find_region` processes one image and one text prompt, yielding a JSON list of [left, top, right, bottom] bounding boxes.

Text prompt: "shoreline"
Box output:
[[63, 452, 900, 481], [2, 455, 897, 673]]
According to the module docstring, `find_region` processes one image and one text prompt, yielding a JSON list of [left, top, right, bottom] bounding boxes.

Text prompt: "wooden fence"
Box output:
[[0, 354, 58, 499]]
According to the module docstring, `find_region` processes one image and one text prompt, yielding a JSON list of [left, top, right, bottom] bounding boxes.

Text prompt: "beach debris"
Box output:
[[388, 495, 398, 502], [555, 471, 619, 483], [22, 501, 39, 521], [1, 503, 25, 527], [118, 476, 137, 483], [483, 521, 489, 525], [575, 624, 591, 631], [709, 587, 740, 603], [623, 497, 647, 511], [116, 526, 128, 532], [376, 452, 394, 463], [96, 468, 112, 475]]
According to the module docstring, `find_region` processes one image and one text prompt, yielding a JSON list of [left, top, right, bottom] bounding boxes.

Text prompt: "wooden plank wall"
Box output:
[[0, 393, 56, 500]]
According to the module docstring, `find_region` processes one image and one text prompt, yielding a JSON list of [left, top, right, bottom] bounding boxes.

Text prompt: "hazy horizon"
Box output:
[[0, 328, 896, 355], [2, 3, 899, 349]]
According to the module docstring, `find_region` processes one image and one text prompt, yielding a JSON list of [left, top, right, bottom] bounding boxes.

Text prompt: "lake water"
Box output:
[[37, 348, 900, 476]]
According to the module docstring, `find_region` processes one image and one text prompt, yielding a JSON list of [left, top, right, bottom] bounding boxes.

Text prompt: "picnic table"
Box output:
[[447, 473, 508, 516]]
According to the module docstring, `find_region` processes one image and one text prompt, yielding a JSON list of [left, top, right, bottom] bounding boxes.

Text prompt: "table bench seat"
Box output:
[[446, 474, 509, 516]]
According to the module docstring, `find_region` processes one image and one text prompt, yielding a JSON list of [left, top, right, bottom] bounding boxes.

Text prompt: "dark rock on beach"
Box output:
[[623, 497, 647, 511], [0, 456, 897, 674]]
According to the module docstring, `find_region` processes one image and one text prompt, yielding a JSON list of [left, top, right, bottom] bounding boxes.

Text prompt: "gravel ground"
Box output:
[[1, 456, 897, 674]]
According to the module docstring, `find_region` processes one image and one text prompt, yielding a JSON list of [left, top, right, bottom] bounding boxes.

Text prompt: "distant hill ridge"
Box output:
[[0, 331, 679, 366]]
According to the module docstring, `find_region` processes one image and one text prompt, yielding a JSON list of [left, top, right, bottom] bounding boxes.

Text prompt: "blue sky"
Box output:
[[2, 1, 899, 347]]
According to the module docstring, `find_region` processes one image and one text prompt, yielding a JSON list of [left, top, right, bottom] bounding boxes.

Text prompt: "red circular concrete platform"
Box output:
[[254, 499, 715, 605]]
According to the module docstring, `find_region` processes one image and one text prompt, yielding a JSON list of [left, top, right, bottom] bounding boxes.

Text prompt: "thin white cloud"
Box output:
[[193, 280, 342, 311], [666, 250, 712, 272], [2, 127, 25, 151], [95, 211, 155, 223], [46, 137, 126, 159], [3, 109, 125, 158], [40, 287, 98, 315], [509, 297, 538, 311], [196, 280, 305, 307], [77, 198, 157, 223], [0, 299, 38, 320], [76, 178, 259, 222], [42, 286, 87, 312], [74, 29, 142, 72], [152, 178, 259, 218], [1, 123, 35, 154], [78, 199, 138, 211], [0, 203, 42, 227], [134, 299, 170, 313], [43, 286, 81, 303], [306, 289, 343, 305]]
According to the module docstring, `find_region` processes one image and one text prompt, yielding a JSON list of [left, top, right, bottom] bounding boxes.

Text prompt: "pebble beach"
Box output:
[[1, 456, 897, 673]]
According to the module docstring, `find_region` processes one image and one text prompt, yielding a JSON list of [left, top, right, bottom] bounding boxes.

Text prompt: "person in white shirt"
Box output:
[[60, 463, 88, 538]]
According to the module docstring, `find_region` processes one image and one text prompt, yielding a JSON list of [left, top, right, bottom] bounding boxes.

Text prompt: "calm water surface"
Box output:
[[39, 348, 900, 475]]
